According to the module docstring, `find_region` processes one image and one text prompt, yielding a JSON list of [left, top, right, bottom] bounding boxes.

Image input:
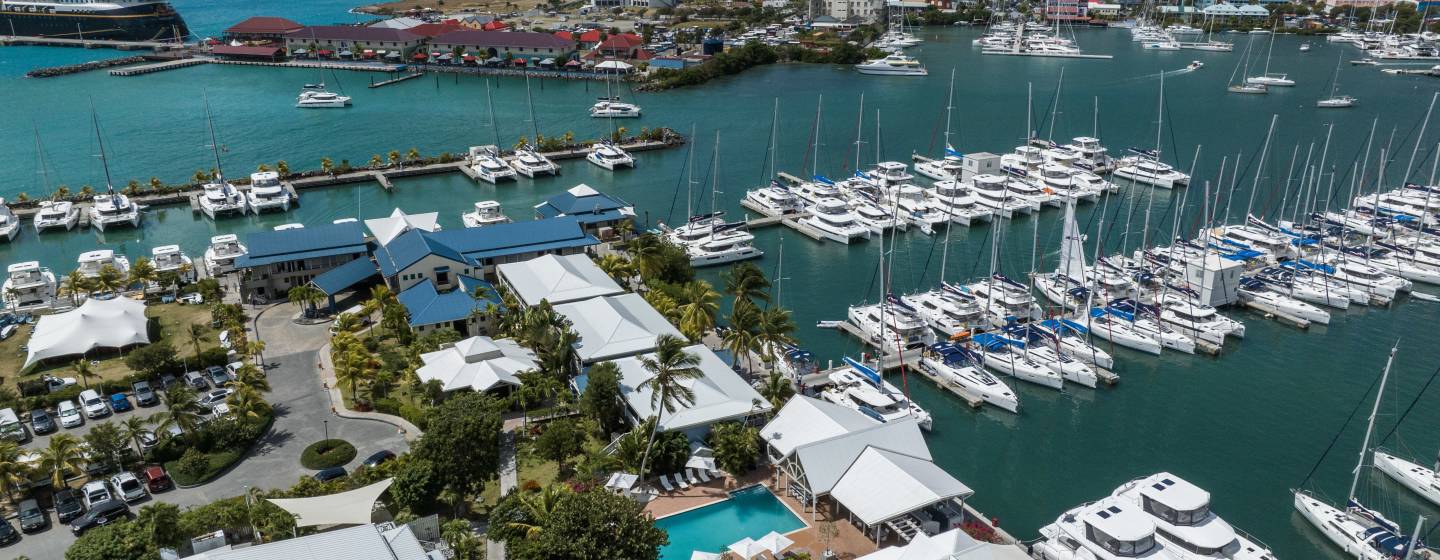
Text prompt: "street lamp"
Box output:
[[323, 419, 329, 442]]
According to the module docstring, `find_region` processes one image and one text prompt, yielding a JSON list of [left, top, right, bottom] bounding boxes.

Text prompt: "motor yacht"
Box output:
[[846, 297, 934, 354], [76, 249, 130, 279], [509, 144, 560, 177], [1245, 73, 1295, 87], [1110, 473, 1277, 560], [1115, 157, 1190, 189], [586, 142, 635, 170], [33, 200, 80, 232], [151, 245, 196, 284], [743, 183, 806, 217], [687, 229, 763, 267], [854, 52, 928, 76], [589, 96, 641, 118], [469, 147, 517, 183], [88, 190, 141, 232], [295, 90, 352, 108], [969, 174, 1035, 218], [1036, 319, 1115, 370], [462, 201, 512, 228], [921, 344, 1019, 413], [2, 261, 56, 309], [902, 283, 987, 337], [804, 198, 871, 244], [246, 171, 291, 214], [0, 200, 19, 242], [1237, 277, 1330, 325], [1064, 136, 1116, 174], [198, 178, 246, 219], [820, 361, 933, 430], [925, 180, 991, 226], [203, 234, 248, 277], [1033, 497, 1184, 560], [967, 273, 1042, 327], [891, 185, 949, 234]]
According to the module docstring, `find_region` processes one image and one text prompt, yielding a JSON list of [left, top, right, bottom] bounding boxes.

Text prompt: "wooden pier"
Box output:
[[109, 57, 208, 76], [739, 197, 805, 228], [208, 59, 407, 73], [372, 172, 394, 191], [0, 35, 186, 50], [782, 217, 833, 242], [981, 50, 1114, 60], [368, 72, 423, 88]]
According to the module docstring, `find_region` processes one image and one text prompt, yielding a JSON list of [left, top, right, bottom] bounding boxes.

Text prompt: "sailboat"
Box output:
[[1035, 198, 1092, 310], [469, 80, 517, 184], [196, 97, 247, 220], [1318, 53, 1358, 108], [1228, 37, 1269, 94], [1246, 23, 1296, 86], [510, 75, 561, 177], [589, 72, 641, 118], [1294, 344, 1432, 560]]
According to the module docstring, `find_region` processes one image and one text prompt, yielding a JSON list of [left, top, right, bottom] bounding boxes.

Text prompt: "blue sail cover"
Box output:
[[992, 273, 1026, 290], [886, 293, 918, 314], [813, 175, 835, 185], [1293, 259, 1336, 274], [945, 144, 963, 158], [971, 332, 1019, 352], [844, 356, 884, 387]]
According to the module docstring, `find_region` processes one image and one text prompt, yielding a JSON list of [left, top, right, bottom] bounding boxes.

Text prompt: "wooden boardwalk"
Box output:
[[368, 72, 423, 88], [109, 57, 208, 76], [0, 35, 186, 50]]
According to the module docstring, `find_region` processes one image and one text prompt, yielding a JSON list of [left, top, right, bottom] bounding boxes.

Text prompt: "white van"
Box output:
[[0, 408, 26, 442], [57, 400, 83, 428], [79, 389, 110, 419]]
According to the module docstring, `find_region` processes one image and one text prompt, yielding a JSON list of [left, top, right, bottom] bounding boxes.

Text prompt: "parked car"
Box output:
[[0, 408, 27, 443], [108, 393, 132, 413], [41, 375, 76, 393], [218, 330, 231, 350], [132, 381, 158, 407], [137, 430, 159, 452], [53, 489, 84, 523], [56, 400, 83, 428], [197, 388, 232, 409], [17, 499, 48, 533], [79, 390, 110, 419], [80, 480, 111, 509], [70, 499, 128, 535], [312, 467, 348, 482], [207, 365, 232, 387], [141, 466, 172, 493], [224, 361, 247, 380], [28, 409, 55, 435], [184, 371, 209, 391], [158, 373, 178, 391], [109, 473, 147, 503], [0, 517, 17, 545], [362, 450, 396, 469]]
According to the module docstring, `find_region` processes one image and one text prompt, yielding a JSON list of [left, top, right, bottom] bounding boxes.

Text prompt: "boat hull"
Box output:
[[0, 2, 189, 42]]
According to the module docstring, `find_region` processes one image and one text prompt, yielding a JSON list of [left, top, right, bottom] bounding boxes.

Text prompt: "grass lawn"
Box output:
[[1, 301, 228, 391], [480, 442, 562, 507]]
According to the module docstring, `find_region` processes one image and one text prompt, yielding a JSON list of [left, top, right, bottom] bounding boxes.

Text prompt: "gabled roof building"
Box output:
[[497, 253, 623, 307], [415, 335, 536, 395], [554, 293, 682, 365], [236, 222, 369, 301], [612, 343, 771, 438]]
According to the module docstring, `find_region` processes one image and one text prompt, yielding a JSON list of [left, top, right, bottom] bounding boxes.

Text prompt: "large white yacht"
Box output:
[[1115, 156, 1190, 189], [891, 185, 950, 234], [199, 178, 247, 219], [1064, 136, 1117, 174], [819, 360, 933, 430], [295, 90, 351, 108], [925, 180, 992, 226], [901, 283, 987, 337], [804, 198, 871, 244], [919, 343, 1019, 413], [2, 261, 56, 309], [686, 228, 763, 267], [1033, 498, 1185, 560], [869, 161, 915, 185], [743, 183, 806, 217], [0, 200, 20, 242], [246, 171, 291, 214], [203, 234, 248, 277], [1155, 289, 1245, 347], [846, 297, 934, 354], [854, 52, 928, 76], [88, 190, 142, 232], [968, 174, 1036, 218], [589, 96, 641, 118], [967, 273, 1042, 327], [1373, 450, 1440, 509], [76, 249, 130, 279], [968, 332, 1064, 390], [509, 145, 560, 177], [469, 146, 517, 183], [33, 200, 80, 232], [151, 245, 196, 284], [914, 154, 962, 181], [462, 201, 512, 228], [1110, 473, 1277, 560], [587, 142, 635, 170]]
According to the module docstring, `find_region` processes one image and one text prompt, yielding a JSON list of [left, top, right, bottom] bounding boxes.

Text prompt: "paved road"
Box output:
[[4, 303, 409, 559]]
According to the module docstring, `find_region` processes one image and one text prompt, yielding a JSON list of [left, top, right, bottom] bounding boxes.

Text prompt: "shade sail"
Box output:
[[25, 297, 149, 367], [268, 479, 393, 527]]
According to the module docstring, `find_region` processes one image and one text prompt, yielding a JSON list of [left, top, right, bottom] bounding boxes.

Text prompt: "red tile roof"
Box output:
[[553, 31, 574, 41], [285, 25, 422, 43], [225, 16, 304, 35], [211, 45, 285, 57], [578, 30, 602, 42], [481, 20, 508, 31]]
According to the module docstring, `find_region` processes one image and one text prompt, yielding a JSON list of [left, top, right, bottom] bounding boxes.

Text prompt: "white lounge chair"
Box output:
[[674, 473, 691, 489], [686, 469, 701, 485], [658, 475, 675, 492], [696, 469, 711, 483]]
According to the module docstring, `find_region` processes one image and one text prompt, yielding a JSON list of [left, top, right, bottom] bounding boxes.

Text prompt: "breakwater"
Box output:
[[25, 55, 149, 78]]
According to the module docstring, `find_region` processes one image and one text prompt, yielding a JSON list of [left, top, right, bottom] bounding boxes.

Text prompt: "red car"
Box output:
[[142, 466, 173, 493]]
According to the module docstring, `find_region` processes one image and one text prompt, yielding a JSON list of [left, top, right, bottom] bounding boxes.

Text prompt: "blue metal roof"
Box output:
[[396, 275, 501, 327], [534, 189, 632, 219], [375, 217, 596, 277], [236, 222, 368, 268], [310, 257, 379, 295]]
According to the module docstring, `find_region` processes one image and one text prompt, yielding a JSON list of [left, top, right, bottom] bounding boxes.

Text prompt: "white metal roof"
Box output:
[[497, 253, 623, 306], [555, 293, 683, 363], [793, 418, 930, 496], [857, 528, 1032, 560], [365, 208, 441, 247], [613, 344, 771, 432], [415, 336, 536, 393], [760, 395, 879, 458], [190, 520, 430, 560], [830, 447, 974, 527]]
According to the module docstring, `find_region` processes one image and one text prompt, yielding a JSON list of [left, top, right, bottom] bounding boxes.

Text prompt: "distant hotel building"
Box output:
[[1045, 0, 1090, 21]]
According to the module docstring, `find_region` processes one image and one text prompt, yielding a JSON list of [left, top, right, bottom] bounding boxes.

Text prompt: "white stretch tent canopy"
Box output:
[[25, 297, 149, 367], [267, 479, 394, 528]]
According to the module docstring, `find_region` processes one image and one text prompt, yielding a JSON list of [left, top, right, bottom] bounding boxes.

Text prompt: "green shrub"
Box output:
[[372, 398, 401, 416], [196, 347, 231, 368], [174, 448, 209, 480], [399, 403, 429, 431], [300, 439, 356, 470]]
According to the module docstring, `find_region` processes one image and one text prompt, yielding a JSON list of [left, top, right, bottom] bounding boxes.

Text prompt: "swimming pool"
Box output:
[[656, 485, 807, 559]]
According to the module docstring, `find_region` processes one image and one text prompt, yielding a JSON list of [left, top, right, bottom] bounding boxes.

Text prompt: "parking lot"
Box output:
[[2, 302, 409, 558]]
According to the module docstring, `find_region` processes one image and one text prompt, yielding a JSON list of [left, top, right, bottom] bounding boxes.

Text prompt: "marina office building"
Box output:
[[283, 26, 424, 58], [235, 222, 369, 301], [428, 29, 577, 61]]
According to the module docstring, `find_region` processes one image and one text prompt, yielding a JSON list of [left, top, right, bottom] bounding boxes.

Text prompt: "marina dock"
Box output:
[[0, 35, 186, 50], [981, 50, 1114, 60], [109, 57, 208, 76], [207, 59, 408, 73], [368, 72, 424, 88]]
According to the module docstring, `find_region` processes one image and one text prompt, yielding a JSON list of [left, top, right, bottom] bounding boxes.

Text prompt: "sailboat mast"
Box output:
[[1244, 115, 1279, 221], [709, 131, 721, 238], [854, 94, 865, 172], [1348, 343, 1399, 502], [32, 127, 52, 194], [768, 98, 779, 181], [485, 80, 501, 149], [1025, 82, 1033, 141], [1047, 67, 1064, 144], [1402, 92, 1438, 185], [204, 96, 224, 181], [91, 110, 116, 193], [1153, 71, 1165, 162], [524, 74, 540, 143], [812, 95, 822, 177], [1261, 21, 1277, 76], [686, 124, 697, 219], [1092, 96, 1099, 138], [943, 69, 955, 152]]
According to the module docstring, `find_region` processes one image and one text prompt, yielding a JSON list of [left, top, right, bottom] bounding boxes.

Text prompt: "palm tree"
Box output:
[[118, 416, 151, 456], [625, 234, 666, 281], [644, 290, 681, 323], [723, 262, 770, 306], [332, 312, 362, 334], [227, 382, 270, 419], [722, 299, 760, 373], [148, 177, 163, 191], [186, 323, 208, 361], [128, 256, 157, 296], [676, 280, 720, 342], [287, 284, 325, 314], [505, 485, 569, 540], [405, 147, 421, 163], [95, 264, 125, 294], [37, 434, 85, 487], [756, 308, 798, 365], [595, 254, 635, 285], [387, 150, 401, 168], [72, 359, 97, 388], [232, 363, 269, 392], [320, 157, 335, 176], [758, 372, 794, 411], [256, 163, 271, 172], [276, 160, 290, 176], [153, 387, 205, 437], [248, 339, 267, 366], [0, 441, 30, 503], [369, 154, 383, 169], [636, 334, 703, 481], [62, 269, 90, 306], [335, 347, 379, 403]]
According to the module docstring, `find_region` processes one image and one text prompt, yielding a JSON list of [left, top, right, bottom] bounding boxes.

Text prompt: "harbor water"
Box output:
[[4, 9, 1440, 558]]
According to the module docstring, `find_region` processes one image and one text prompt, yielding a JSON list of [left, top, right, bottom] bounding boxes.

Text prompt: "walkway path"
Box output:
[[486, 432, 518, 559]]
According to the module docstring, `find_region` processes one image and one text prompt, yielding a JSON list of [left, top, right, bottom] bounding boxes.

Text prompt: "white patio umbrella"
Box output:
[[755, 531, 795, 555], [685, 455, 717, 472], [727, 537, 767, 559], [689, 552, 723, 560], [595, 60, 634, 71]]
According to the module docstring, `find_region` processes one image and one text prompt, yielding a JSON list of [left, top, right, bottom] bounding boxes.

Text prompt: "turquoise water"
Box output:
[[655, 485, 807, 559], [4, 10, 1440, 557]]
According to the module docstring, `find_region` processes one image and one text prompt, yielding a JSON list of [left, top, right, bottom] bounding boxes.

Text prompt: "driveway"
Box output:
[[5, 303, 409, 558]]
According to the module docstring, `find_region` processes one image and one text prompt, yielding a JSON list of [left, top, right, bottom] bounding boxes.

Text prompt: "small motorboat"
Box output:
[[1186, 60, 1204, 71]]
